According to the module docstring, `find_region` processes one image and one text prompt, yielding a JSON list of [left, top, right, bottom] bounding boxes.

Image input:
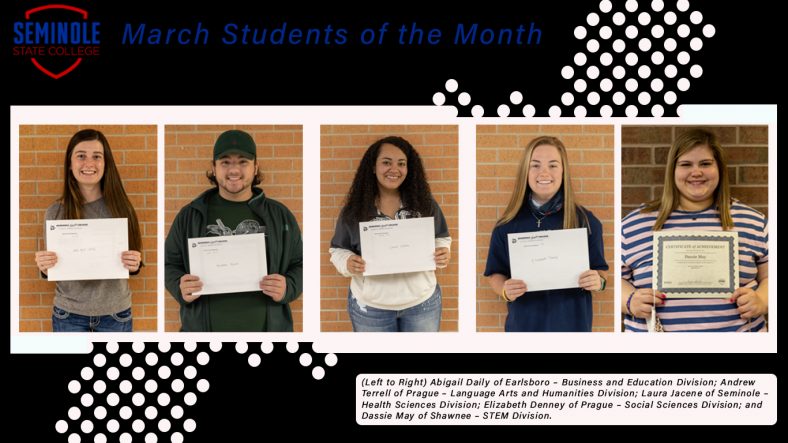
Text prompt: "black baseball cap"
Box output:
[[213, 130, 256, 160]]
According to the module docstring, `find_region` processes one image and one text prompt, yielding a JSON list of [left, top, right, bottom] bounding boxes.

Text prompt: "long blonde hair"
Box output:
[[496, 136, 588, 230], [642, 128, 733, 230]]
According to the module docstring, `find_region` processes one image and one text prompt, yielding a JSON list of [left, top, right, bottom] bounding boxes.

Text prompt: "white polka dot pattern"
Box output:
[[433, 1, 714, 117], [57, 341, 338, 441]]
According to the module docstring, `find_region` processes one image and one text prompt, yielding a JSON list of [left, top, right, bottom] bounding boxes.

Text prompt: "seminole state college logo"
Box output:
[[12, 4, 100, 79]]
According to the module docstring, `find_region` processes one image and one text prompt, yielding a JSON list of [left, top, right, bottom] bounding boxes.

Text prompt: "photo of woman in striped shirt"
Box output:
[[621, 129, 768, 332]]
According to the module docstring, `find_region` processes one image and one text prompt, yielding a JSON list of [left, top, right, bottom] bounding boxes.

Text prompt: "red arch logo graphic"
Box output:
[[24, 4, 90, 79]]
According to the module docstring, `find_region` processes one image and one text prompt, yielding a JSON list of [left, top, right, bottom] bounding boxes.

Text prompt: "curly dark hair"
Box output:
[[341, 136, 434, 224]]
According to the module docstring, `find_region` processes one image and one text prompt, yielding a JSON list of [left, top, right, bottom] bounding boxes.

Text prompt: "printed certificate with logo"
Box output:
[[653, 231, 739, 298], [45, 218, 129, 281], [507, 228, 589, 292], [359, 217, 435, 276], [187, 233, 267, 295]]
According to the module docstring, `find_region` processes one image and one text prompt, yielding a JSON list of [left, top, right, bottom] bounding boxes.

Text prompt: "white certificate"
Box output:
[[46, 218, 129, 281], [653, 230, 739, 298], [507, 228, 589, 292], [187, 233, 267, 295], [359, 217, 436, 276]]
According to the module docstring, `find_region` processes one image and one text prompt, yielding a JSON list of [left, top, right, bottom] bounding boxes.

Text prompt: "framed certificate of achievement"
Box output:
[[653, 230, 739, 298]]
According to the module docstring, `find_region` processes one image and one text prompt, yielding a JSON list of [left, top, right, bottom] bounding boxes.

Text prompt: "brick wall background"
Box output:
[[164, 125, 303, 332], [622, 126, 769, 217], [320, 126, 459, 332], [476, 125, 615, 332], [18, 125, 158, 332]]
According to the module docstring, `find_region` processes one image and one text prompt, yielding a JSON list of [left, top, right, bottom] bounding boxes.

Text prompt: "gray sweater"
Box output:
[[45, 199, 132, 316]]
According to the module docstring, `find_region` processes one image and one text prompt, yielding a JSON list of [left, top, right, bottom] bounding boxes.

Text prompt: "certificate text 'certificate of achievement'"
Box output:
[[507, 228, 589, 292], [653, 230, 739, 298], [187, 233, 267, 295], [359, 217, 435, 276], [46, 218, 129, 281]]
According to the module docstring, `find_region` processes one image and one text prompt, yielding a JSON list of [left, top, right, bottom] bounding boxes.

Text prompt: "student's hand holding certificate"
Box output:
[[434, 247, 451, 268], [628, 288, 666, 319], [260, 274, 287, 302], [179, 274, 204, 303], [731, 287, 766, 319], [577, 270, 603, 292], [346, 254, 366, 275], [34, 251, 58, 275], [121, 250, 142, 273], [502, 278, 528, 301]]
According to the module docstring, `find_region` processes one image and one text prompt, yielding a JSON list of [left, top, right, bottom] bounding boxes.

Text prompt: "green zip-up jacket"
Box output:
[[165, 187, 303, 331]]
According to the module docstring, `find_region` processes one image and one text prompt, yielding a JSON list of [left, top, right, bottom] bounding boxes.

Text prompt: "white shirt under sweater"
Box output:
[[330, 237, 451, 310]]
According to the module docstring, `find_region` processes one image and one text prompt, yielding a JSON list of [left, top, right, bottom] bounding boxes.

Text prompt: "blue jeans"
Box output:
[[347, 285, 442, 332], [52, 306, 133, 332]]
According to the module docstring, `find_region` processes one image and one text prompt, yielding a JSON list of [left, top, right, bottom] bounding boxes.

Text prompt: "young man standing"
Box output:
[[165, 129, 302, 331]]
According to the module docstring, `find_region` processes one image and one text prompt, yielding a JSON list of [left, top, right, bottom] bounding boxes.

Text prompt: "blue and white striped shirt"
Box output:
[[621, 200, 768, 332]]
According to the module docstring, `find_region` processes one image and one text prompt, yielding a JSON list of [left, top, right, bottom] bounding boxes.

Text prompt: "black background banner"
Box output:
[[4, 0, 780, 438], [3, 0, 781, 110]]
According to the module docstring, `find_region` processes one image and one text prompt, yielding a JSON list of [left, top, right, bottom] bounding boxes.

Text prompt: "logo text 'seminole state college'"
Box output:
[[12, 4, 100, 79]]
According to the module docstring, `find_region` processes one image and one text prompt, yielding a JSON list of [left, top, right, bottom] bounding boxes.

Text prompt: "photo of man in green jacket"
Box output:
[[165, 129, 303, 331]]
